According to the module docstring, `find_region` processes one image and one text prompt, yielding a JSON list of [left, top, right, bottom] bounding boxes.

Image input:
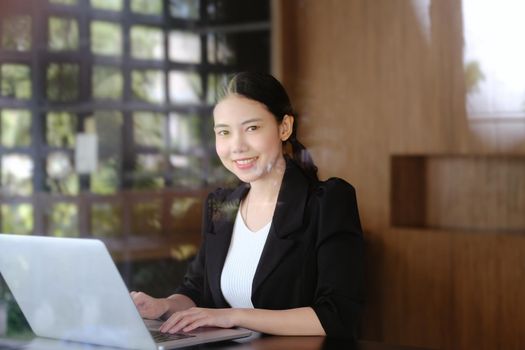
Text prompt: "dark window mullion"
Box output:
[[30, 0, 47, 235], [120, 0, 133, 238]]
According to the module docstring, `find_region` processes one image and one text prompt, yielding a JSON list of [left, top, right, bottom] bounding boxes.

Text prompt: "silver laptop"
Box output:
[[0, 234, 251, 350]]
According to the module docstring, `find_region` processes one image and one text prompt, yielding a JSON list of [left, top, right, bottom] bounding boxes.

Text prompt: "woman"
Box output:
[[131, 72, 364, 338]]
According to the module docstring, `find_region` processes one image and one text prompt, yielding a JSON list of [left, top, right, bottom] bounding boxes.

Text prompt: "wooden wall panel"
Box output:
[[274, 0, 525, 349]]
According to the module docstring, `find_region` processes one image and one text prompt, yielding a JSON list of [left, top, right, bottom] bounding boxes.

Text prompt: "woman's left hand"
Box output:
[[159, 307, 238, 333]]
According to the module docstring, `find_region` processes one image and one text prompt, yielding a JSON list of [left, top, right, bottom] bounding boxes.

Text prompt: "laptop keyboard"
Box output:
[[150, 330, 195, 342]]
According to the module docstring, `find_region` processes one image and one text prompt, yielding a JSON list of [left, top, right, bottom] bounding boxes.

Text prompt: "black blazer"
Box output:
[[175, 159, 364, 338]]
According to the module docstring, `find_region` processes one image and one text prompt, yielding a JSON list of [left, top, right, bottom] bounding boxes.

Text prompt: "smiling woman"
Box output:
[[131, 72, 364, 338]]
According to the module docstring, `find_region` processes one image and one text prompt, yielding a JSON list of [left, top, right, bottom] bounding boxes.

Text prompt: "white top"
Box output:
[[220, 208, 272, 308]]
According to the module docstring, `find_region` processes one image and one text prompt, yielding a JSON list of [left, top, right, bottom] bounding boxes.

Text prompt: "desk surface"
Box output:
[[0, 335, 435, 350]]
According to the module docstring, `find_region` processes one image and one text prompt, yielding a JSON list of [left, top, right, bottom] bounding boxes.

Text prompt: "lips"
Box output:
[[233, 157, 258, 169]]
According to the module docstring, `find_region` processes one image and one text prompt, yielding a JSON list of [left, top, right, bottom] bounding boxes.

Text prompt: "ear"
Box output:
[[279, 115, 294, 141]]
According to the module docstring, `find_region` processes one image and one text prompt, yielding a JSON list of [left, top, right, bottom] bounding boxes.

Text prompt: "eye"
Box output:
[[246, 125, 259, 132], [216, 129, 229, 136]]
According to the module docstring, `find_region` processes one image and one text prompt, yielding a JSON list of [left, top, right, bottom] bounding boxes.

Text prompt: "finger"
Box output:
[[163, 311, 204, 333], [175, 313, 208, 333]]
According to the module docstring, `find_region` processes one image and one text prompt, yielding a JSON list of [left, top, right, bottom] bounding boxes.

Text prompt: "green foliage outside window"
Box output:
[[1, 16, 31, 51], [133, 112, 165, 148], [1, 110, 31, 147], [0, 204, 33, 235], [91, 21, 122, 56], [91, 203, 122, 237], [48, 17, 79, 51], [46, 112, 77, 148], [131, 0, 163, 15], [131, 26, 164, 60], [91, 0, 122, 11], [50, 0, 78, 5], [48, 203, 79, 237], [132, 70, 165, 104], [47, 63, 79, 101], [1, 64, 31, 99], [92, 66, 123, 100]]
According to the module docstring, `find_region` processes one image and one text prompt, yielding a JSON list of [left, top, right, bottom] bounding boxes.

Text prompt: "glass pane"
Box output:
[[170, 155, 202, 188], [168, 196, 203, 240], [91, 21, 122, 56], [92, 66, 123, 100], [47, 112, 77, 148], [169, 0, 200, 19], [91, 203, 122, 237], [131, 26, 164, 60], [131, 201, 161, 235], [1, 15, 31, 51], [206, 73, 228, 104], [47, 63, 79, 101], [1, 64, 31, 99], [207, 31, 270, 71], [169, 113, 202, 153], [46, 152, 79, 195], [1, 204, 33, 235], [1, 154, 33, 196], [207, 33, 234, 65], [133, 154, 165, 190], [91, 157, 119, 194], [206, 0, 269, 23], [132, 70, 165, 104], [170, 196, 201, 229], [47, 203, 78, 237], [1, 109, 31, 147], [90, 111, 122, 194], [131, 0, 163, 15], [91, 0, 122, 11], [48, 17, 79, 51], [209, 153, 237, 186], [133, 112, 166, 148], [169, 31, 201, 63], [169, 71, 202, 103], [50, 0, 78, 4]]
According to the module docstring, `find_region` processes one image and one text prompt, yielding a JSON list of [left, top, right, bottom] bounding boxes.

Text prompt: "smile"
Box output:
[[233, 157, 258, 168]]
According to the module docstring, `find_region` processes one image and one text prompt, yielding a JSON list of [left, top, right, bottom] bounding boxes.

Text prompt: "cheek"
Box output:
[[215, 140, 228, 159]]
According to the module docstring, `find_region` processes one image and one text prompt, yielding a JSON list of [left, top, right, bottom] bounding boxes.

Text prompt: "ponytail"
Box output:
[[288, 135, 319, 182]]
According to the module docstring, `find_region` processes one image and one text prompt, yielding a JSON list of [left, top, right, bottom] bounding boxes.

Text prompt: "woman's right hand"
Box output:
[[130, 291, 169, 320]]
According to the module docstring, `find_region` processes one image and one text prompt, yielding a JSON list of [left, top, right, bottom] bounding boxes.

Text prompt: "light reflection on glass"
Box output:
[[169, 31, 201, 63], [463, 0, 525, 148], [463, 0, 525, 119], [1, 154, 33, 196], [169, 71, 202, 103], [46, 152, 79, 195]]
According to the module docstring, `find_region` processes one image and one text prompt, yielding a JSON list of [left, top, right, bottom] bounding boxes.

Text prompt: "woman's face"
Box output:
[[213, 94, 292, 184]]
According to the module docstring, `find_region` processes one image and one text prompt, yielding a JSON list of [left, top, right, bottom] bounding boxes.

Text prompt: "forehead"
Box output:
[[213, 95, 273, 124]]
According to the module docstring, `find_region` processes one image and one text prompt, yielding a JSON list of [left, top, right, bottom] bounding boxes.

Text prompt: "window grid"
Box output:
[[0, 0, 270, 238]]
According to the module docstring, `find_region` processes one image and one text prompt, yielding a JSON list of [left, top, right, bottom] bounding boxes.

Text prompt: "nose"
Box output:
[[231, 132, 248, 154]]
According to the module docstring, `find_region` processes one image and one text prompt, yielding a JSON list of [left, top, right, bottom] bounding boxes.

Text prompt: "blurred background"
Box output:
[[1, 1, 524, 349]]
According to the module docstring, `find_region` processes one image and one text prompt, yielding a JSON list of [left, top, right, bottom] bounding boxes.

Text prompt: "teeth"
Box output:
[[236, 158, 256, 165]]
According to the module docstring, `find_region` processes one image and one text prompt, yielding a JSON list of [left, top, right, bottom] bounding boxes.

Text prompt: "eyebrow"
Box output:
[[214, 118, 263, 129]]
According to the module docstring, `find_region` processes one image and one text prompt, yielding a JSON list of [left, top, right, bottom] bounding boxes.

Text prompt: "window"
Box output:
[[0, 0, 270, 240]]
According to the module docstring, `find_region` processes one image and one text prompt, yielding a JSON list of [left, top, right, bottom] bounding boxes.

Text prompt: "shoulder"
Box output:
[[314, 177, 357, 204], [311, 177, 362, 242]]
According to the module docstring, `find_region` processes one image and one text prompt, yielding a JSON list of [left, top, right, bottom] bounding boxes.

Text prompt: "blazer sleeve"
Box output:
[[311, 178, 364, 338], [172, 192, 215, 305]]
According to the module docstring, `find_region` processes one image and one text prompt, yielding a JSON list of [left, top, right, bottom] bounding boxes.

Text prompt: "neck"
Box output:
[[247, 156, 286, 203]]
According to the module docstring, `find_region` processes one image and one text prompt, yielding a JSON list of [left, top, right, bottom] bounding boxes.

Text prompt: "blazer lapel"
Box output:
[[206, 183, 249, 307], [252, 160, 310, 296]]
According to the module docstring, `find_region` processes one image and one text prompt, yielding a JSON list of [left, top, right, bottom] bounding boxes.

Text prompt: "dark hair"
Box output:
[[220, 71, 319, 182]]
